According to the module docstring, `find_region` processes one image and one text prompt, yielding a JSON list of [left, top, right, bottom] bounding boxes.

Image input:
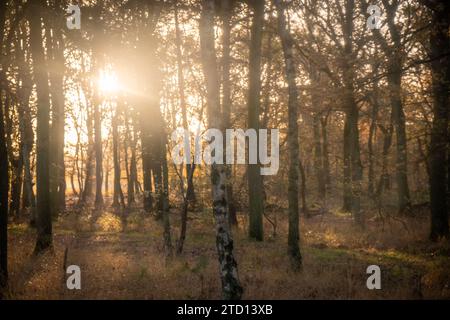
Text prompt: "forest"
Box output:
[[0, 0, 449, 300]]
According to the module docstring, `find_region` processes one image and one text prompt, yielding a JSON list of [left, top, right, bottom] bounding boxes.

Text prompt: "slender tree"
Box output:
[[425, 0, 449, 240], [200, 0, 243, 299], [48, 0, 66, 216], [221, 0, 238, 227], [366, 0, 411, 214], [112, 107, 125, 208], [0, 0, 8, 290], [80, 88, 95, 204], [94, 81, 104, 209], [342, 0, 363, 225], [247, 0, 265, 241], [29, 0, 53, 252], [16, 23, 36, 220], [274, 0, 302, 269], [175, 4, 196, 205]]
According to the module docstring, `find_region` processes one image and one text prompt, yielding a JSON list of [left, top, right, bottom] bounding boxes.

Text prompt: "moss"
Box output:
[[8, 223, 30, 234], [307, 247, 350, 262], [334, 210, 352, 217]]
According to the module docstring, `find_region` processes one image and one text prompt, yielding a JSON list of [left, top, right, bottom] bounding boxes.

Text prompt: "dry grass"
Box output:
[[2, 203, 450, 300]]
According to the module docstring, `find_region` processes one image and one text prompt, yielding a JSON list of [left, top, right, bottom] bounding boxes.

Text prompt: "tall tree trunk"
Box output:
[[0, 0, 8, 288], [247, 0, 265, 241], [10, 148, 23, 219], [138, 51, 155, 212], [342, 117, 352, 212], [151, 131, 163, 219], [175, 4, 196, 205], [221, 0, 238, 227], [299, 157, 308, 214], [342, 0, 363, 226], [160, 131, 172, 257], [367, 49, 381, 198], [141, 128, 153, 212], [348, 104, 363, 225], [367, 87, 379, 195], [367, 0, 411, 213], [389, 67, 411, 214], [104, 153, 110, 196], [112, 109, 125, 208], [0, 92, 8, 289], [200, 0, 243, 299], [125, 110, 135, 206], [80, 100, 94, 204], [73, 97, 83, 197], [70, 168, 78, 197], [320, 115, 331, 186], [176, 162, 196, 254], [377, 122, 393, 195], [94, 88, 104, 209], [131, 114, 141, 196], [29, 0, 53, 252], [174, 4, 194, 254], [19, 98, 36, 219], [274, 0, 302, 270], [47, 1, 66, 217], [313, 113, 326, 198], [17, 44, 36, 220], [427, 0, 449, 240]]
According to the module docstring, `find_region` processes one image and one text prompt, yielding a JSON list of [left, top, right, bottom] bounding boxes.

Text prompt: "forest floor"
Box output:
[[3, 196, 450, 299]]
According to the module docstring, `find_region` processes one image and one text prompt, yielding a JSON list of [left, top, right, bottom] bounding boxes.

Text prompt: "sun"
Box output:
[[99, 70, 119, 93]]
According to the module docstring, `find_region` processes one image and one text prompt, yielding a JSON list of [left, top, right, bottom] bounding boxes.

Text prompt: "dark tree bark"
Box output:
[[274, 0, 303, 270], [10, 147, 23, 219], [221, 0, 238, 227], [131, 114, 141, 196], [47, 0, 66, 217], [0, 92, 8, 289], [377, 122, 393, 195], [313, 113, 326, 198], [342, 116, 352, 212], [299, 157, 308, 214], [174, 4, 195, 254], [342, 0, 363, 226], [368, 0, 411, 214], [175, 4, 196, 205], [141, 125, 153, 212], [160, 129, 172, 257], [176, 162, 196, 255], [426, 0, 450, 240], [104, 149, 110, 197], [388, 65, 411, 214], [308, 66, 326, 199], [320, 114, 331, 186], [247, 0, 265, 241], [0, 0, 8, 289], [125, 109, 135, 206], [94, 87, 104, 209], [367, 49, 381, 197], [150, 125, 163, 219], [72, 88, 84, 198], [91, 6, 104, 209], [200, 0, 243, 299], [18, 85, 35, 218], [16, 25, 36, 219], [6, 51, 24, 219], [112, 109, 125, 209], [367, 87, 379, 196], [29, 0, 53, 252], [80, 94, 94, 204]]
